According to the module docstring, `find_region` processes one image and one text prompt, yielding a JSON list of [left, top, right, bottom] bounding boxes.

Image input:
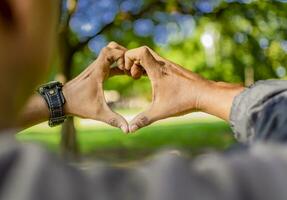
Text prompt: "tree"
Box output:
[[56, 0, 287, 158]]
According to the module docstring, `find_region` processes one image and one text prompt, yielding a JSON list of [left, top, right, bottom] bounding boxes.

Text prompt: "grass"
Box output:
[[17, 116, 236, 162]]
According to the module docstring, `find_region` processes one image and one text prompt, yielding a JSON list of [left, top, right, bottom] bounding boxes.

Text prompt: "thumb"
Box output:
[[129, 111, 153, 133], [99, 108, 129, 133]]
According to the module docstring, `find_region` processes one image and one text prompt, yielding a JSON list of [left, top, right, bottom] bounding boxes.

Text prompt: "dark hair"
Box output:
[[0, 0, 14, 26]]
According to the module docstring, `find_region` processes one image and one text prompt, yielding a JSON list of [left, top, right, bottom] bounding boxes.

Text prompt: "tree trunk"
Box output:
[[58, 29, 79, 160], [60, 117, 79, 160], [244, 66, 254, 87]]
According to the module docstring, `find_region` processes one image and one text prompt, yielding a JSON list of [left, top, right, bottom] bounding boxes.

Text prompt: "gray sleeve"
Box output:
[[192, 143, 287, 200], [230, 80, 287, 143], [3, 136, 287, 200], [0, 136, 93, 200], [90, 149, 287, 200]]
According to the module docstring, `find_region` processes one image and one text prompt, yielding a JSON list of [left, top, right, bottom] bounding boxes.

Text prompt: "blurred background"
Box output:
[[18, 0, 287, 163]]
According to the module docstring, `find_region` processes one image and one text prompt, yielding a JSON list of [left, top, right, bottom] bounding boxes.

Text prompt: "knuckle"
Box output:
[[138, 46, 151, 59], [101, 46, 110, 55], [124, 50, 131, 57], [108, 41, 118, 48], [100, 46, 114, 61], [140, 46, 149, 54], [108, 118, 118, 127], [118, 49, 124, 57], [136, 115, 149, 127]]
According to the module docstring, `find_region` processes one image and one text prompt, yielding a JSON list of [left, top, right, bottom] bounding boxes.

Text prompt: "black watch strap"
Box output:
[[37, 81, 66, 127]]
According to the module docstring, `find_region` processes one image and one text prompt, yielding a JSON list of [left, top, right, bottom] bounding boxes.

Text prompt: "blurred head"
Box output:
[[0, 0, 59, 128]]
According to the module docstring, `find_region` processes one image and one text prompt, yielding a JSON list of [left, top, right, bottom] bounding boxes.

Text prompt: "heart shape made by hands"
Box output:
[[99, 43, 206, 133], [65, 42, 207, 134]]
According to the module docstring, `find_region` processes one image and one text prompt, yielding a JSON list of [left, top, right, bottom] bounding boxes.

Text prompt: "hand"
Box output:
[[124, 46, 243, 132], [62, 42, 130, 133]]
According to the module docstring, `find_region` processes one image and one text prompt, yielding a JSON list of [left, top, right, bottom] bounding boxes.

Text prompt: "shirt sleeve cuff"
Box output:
[[229, 80, 287, 143]]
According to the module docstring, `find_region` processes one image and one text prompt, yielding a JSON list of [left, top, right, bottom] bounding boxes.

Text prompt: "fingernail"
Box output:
[[130, 125, 138, 133], [121, 125, 128, 134]]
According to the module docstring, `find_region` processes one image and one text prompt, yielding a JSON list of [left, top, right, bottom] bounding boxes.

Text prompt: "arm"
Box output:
[[16, 94, 49, 129], [194, 81, 244, 121], [123, 46, 244, 132], [126, 46, 287, 143]]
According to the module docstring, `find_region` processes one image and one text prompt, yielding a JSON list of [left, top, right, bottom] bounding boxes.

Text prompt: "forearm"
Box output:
[[198, 81, 245, 121], [16, 94, 50, 129]]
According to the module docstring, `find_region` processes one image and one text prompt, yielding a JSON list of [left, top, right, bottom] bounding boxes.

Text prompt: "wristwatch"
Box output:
[[37, 81, 66, 127]]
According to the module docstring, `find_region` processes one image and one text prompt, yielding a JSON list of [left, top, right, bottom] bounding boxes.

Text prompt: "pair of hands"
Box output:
[[63, 42, 223, 133]]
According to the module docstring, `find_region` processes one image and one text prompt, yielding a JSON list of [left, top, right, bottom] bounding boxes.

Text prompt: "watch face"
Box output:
[[37, 81, 63, 95], [41, 81, 62, 89]]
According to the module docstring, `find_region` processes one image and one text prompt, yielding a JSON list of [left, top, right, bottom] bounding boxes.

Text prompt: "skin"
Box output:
[[0, 0, 244, 135], [124, 46, 244, 132], [18, 42, 130, 133], [0, 0, 59, 129], [0, 0, 130, 133], [62, 43, 130, 133]]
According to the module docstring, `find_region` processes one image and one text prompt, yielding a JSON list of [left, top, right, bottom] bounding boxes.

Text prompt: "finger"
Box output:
[[107, 42, 127, 70], [69, 43, 127, 83], [124, 46, 160, 77], [109, 63, 131, 77], [130, 64, 144, 79], [99, 47, 124, 66], [100, 108, 129, 133], [145, 46, 185, 71], [107, 41, 127, 51], [145, 46, 166, 63], [124, 53, 134, 70], [129, 111, 153, 133], [117, 57, 125, 70]]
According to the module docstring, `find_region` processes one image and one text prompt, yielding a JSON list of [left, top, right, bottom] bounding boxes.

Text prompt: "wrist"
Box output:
[[62, 83, 73, 116], [197, 81, 244, 121], [37, 81, 66, 127]]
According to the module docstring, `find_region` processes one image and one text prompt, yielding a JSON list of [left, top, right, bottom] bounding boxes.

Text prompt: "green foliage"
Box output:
[[104, 76, 152, 97], [61, 0, 287, 99]]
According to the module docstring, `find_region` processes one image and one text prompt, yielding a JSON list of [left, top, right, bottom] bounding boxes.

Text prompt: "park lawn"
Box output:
[[16, 117, 236, 162]]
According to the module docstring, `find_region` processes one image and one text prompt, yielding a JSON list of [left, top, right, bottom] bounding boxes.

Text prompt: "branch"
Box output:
[[59, 0, 78, 34], [72, 22, 114, 52], [72, 1, 165, 53]]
